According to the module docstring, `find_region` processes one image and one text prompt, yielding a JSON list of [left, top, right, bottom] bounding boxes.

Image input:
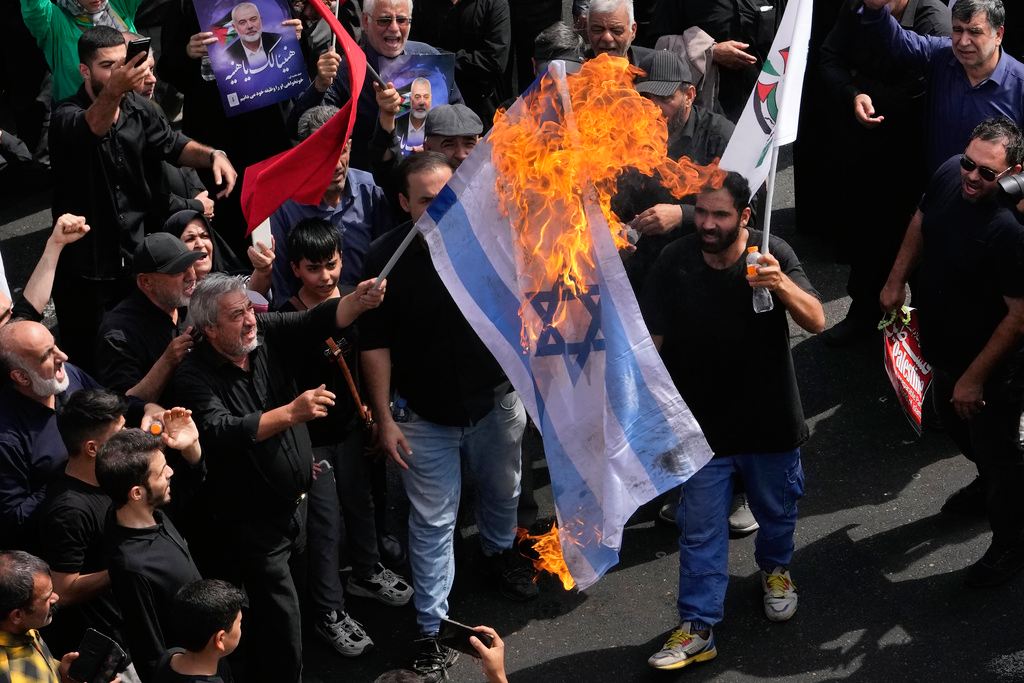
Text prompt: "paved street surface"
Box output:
[[3, 156, 1023, 683]]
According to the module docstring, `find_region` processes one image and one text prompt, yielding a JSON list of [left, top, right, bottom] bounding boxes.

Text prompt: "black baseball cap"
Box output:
[[133, 232, 205, 275], [425, 104, 484, 137], [635, 51, 693, 97]]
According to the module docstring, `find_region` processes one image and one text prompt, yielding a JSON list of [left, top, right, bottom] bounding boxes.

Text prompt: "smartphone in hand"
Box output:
[[439, 617, 493, 658]]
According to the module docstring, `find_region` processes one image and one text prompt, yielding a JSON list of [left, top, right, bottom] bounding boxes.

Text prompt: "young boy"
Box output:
[[278, 218, 412, 657], [153, 579, 243, 682]]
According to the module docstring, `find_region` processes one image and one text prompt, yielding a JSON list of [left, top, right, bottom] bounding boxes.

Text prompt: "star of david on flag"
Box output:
[[414, 61, 713, 590]]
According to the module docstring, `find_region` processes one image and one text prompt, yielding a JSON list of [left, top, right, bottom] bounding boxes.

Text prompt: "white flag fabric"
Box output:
[[720, 0, 813, 193], [415, 62, 714, 590]]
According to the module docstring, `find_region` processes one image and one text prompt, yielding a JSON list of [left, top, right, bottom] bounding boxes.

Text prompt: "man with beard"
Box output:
[[224, 3, 284, 74], [617, 50, 734, 289], [881, 118, 1024, 586], [641, 172, 824, 671], [50, 26, 237, 373], [270, 106, 393, 308], [0, 551, 94, 682], [168, 272, 384, 682], [0, 322, 101, 546], [96, 234, 205, 403], [98, 428, 203, 682], [0, 322, 163, 549], [396, 77, 432, 155]]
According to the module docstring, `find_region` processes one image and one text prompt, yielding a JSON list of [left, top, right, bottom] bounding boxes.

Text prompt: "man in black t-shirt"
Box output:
[[881, 117, 1024, 587], [39, 390, 129, 660], [642, 172, 824, 672]]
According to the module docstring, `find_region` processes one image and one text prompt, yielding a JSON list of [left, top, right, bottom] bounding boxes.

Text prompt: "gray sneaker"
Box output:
[[315, 611, 373, 657], [647, 622, 717, 671], [729, 493, 759, 535]]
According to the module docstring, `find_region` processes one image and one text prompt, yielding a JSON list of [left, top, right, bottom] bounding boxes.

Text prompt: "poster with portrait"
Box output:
[[193, 0, 310, 117], [379, 53, 456, 156]]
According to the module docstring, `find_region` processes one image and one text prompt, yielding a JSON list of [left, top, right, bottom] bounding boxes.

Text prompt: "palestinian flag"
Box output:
[[719, 0, 811, 197]]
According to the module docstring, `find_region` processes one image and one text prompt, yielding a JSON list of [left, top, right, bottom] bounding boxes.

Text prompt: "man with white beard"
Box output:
[[0, 321, 164, 548], [397, 77, 433, 154]]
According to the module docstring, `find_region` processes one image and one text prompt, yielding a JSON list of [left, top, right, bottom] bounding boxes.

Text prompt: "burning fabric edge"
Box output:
[[415, 59, 716, 591]]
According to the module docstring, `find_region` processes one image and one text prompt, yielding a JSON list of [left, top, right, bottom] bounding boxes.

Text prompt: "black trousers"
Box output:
[[932, 367, 1024, 546], [218, 503, 306, 683]]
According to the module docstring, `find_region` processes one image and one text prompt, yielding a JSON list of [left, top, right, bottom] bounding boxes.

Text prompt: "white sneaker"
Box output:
[[761, 566, 798, 622], [315, 611, 373, 657], [346, 563, 413, 606], [647, 622, 717, 671]]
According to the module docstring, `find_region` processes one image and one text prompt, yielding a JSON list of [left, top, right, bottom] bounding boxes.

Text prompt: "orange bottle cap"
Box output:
[[747, 246, 758, 253]]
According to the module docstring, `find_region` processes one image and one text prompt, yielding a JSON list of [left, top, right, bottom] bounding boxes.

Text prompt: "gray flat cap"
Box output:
[[425, 104, 484, 137], [635, 50, 694, 97]]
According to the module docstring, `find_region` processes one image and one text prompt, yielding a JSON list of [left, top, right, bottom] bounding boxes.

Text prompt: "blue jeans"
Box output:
[[676, 449, 804, 627], [399, 392, 527, 635]]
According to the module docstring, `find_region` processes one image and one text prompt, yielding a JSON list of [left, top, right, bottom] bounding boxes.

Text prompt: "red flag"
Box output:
[[240, 0, 367, 235]]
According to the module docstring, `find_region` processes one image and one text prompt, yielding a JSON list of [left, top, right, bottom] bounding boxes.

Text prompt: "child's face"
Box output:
[[291, 250, 342, 300], [222, 611, 243, 655]]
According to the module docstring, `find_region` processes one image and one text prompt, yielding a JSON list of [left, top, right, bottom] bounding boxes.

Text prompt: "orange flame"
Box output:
[[516, 522, 577, 590], [489, 54, 725, 348]]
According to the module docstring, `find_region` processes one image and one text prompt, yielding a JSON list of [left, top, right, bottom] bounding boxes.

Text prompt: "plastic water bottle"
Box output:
[[746, 246, 774, 314], [201, 56, 215, 82]]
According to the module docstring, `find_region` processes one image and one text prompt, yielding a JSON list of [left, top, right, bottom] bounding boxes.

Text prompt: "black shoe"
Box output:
[[823, 316, 877, 347], [965, 540, 1024, 587], [940, 477, 987, 517], [412, 636, 458, 682], [484, 548, 539, 601]]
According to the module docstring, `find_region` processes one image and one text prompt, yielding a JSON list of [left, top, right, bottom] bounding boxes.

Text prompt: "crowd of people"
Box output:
[[2, 0, 1024, 680]]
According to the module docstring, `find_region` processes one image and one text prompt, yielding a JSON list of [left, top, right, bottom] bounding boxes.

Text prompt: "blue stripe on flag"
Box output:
[[427, 187, 619, 574]]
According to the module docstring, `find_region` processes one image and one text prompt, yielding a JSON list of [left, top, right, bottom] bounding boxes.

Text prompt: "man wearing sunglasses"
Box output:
[[289, 0, 464, 172], [881, 117, 1024, 588]]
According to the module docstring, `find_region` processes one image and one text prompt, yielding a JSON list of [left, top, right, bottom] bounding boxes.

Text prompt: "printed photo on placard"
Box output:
[[193, 0, 310, 117], [379, 53, 456, 156]]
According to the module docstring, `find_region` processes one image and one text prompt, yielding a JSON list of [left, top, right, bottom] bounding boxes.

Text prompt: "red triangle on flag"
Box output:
[[756, 81, 775, 103], [240, 0, 367, 235]]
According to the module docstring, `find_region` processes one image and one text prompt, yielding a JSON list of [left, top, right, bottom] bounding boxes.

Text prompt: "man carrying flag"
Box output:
[[360, 152, 538, 682], [642, 172, 824, 671]]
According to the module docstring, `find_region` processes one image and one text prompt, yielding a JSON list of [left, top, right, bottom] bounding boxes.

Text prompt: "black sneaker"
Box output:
[[485, 548, 539, 601], [412, 636, 458, 682], [965, 540, 1024, 587], [941, 476, 987, 517]]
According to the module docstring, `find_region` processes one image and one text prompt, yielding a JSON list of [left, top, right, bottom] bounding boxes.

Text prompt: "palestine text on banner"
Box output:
[[719, 0, 812, 194], [415, 60, 715, 590]]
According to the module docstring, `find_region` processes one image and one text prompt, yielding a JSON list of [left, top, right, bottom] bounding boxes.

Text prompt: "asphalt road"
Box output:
[[3, 155, 1022, 683]]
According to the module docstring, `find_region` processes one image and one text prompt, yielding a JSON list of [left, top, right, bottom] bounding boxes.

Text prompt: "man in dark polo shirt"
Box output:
[[96, 234, 204, 403], [881, 117, 1024, 586], [616, 50, 735, 289], [39, 390, 130, 660], [168, 271, 383, 683], [97, 427, 203, 682], [49, 26, 237, 372], [361, 152, 536, 682]]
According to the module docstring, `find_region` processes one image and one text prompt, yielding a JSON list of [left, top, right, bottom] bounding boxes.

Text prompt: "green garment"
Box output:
[[20, 0, 141, 102]]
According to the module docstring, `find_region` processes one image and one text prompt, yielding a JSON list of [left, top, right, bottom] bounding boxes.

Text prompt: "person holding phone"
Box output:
[[0, 550, 120, 683], [49, 26, 238, 374]]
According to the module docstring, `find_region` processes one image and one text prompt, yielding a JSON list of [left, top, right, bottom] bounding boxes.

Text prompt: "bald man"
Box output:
[[0, 321, 100, 546]]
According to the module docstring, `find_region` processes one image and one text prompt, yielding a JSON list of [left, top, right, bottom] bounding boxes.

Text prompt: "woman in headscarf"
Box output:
[[21, 0, 141, 102], [160, 209, 275, 298]]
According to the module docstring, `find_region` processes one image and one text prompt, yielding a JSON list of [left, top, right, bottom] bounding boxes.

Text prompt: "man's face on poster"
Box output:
[[232, 4, 264, 46], [410, 79, 431, 119]]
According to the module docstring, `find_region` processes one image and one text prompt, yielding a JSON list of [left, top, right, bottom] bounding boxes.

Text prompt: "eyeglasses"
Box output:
[[960, 154, 1012, 182], [373, 15, 411, 27]]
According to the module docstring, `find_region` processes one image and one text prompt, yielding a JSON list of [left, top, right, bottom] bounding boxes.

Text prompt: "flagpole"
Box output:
[[330, 0, 339, 52], [373, 223, 418, 288], [760, 144, 780, 256]]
